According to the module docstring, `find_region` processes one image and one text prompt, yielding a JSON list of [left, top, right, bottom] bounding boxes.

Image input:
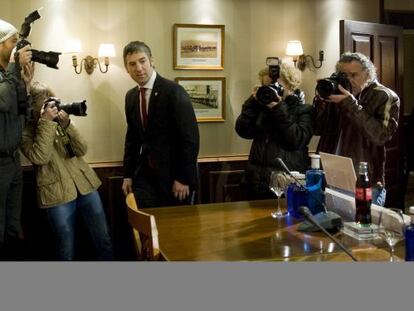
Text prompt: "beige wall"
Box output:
[[3, 0, 379, 163]]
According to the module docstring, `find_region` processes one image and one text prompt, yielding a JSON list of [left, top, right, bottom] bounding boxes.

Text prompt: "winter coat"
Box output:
[[235, 92, 314, 195], [20, 119, 101, 208]]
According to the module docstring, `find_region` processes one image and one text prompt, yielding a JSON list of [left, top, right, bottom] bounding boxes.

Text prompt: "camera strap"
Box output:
[[56, 124, 75, 158]]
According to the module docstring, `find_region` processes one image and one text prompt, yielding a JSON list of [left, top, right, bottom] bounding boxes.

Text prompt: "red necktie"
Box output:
[[140, 87, 148, 129]]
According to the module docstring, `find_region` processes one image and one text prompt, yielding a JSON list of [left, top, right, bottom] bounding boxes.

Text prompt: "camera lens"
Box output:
[[256, 86, 280, 105], [316, 79, 336, 99], [31, 49, 61, 69], [58, 101, 87, 116]]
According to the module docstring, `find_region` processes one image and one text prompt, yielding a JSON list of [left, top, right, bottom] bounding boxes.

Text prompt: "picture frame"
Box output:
[[173, 24, 225, 70], [176, 77, 226, 122]]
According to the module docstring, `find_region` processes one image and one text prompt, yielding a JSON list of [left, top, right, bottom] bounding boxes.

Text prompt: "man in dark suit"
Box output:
[[122, 41, 199, 208]]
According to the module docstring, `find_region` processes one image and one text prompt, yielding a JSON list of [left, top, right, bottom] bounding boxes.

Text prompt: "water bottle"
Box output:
[[305, 154, 326, 215], [405, 206, 414, 261], [287, 172, 307, 219]]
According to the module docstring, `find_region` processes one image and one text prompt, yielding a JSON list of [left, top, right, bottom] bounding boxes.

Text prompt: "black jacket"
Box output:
[[314, 80, 399, 184], [235, 92, 314, 195], [123, 74, 200, 195]]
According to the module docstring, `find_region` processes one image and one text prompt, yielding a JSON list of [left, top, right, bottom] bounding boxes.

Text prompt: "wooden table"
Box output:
[[146, 200, 404, 262]]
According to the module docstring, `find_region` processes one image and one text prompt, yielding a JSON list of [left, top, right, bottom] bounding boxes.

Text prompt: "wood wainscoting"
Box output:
[[20, 155, 248, 260]]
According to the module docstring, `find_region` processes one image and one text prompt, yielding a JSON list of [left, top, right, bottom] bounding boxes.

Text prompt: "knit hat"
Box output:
[[0, 19, 18, 43]]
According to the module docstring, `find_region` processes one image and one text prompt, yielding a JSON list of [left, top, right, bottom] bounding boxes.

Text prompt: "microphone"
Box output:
[[299, 206, 358, 262], [275, 157, 343, 231]]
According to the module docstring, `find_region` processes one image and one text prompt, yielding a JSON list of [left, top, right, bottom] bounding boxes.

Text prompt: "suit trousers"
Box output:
[[133, 161, 195, 208]]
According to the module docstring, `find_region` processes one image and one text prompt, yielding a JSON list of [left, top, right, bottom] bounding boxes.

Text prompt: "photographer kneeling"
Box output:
[[20, 82, 113, 260], [235, 63, 314, 200]]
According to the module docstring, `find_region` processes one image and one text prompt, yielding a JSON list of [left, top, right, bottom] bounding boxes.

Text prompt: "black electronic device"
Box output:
[[298, 206, 358, 261], [16, 9, 61, 69]]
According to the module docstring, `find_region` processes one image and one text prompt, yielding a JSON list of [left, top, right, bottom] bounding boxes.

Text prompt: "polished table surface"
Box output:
[[146, 200, 404, 262]]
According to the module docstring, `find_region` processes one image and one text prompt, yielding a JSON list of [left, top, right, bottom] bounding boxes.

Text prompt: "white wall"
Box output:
[[2, 0, 379, 163]]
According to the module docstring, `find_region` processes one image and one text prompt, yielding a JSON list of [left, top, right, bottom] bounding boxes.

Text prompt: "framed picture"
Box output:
[[173, 24, 225, 70], [176, 77, 226, 122]]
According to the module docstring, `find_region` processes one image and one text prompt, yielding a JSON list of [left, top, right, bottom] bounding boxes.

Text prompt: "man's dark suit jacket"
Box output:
[[123, 73, 200, 197]]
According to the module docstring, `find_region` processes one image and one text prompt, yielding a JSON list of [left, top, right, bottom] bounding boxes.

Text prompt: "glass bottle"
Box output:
[[355, 162, 372, 226], [405, 206, 414, 261], [286, 172, 307, 219], [305, 154, 326, 215]]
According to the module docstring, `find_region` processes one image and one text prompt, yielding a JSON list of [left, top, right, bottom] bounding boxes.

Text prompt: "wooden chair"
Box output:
[[125, 193, 167, 261]]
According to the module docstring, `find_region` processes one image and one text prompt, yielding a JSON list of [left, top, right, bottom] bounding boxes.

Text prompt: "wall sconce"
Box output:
[[65, 40, 116, 75], [285, 40, 324, 71]]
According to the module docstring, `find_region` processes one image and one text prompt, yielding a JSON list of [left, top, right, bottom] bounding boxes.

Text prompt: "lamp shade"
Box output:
[[98, 43, 116, 57], [286, 40, 303, 56]]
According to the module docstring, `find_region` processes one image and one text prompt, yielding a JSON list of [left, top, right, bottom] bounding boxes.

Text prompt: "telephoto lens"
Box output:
[[256, 84, 283, 105], [316, 72, 352, 99]]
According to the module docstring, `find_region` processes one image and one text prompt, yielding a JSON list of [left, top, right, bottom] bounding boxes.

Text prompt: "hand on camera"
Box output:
[[57, 110, 70, 128], [10, 45, 32, 66], [326, 85, 352, 103], [40, 102, 58, 121], [266, 101, 279, 109]]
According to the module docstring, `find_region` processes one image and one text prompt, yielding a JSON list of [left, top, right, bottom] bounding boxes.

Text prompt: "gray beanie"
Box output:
[[0, 19, 18, 43]]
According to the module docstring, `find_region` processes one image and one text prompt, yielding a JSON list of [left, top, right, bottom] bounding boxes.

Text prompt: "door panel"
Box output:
[[340, 20, 404, 208], [352, 34, 373, 57]]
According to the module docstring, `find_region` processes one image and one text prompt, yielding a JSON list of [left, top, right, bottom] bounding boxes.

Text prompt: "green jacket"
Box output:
[[20, 119, 101, 208]]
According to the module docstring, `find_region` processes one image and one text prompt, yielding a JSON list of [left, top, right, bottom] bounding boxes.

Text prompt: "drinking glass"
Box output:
[[377, 208, 405, 262], [269, 171, 290, 218]]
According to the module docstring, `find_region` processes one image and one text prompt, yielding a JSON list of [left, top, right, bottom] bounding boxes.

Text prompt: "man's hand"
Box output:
[[122, 178, 133, 196], [10, 45, 32, 65], [326, 84, 352, 103], [172, 180, 190, 201]]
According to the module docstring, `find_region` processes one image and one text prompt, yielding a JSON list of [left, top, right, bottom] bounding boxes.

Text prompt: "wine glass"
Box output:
[[377, 208, 405, 262], [269, 171, 290, 218]]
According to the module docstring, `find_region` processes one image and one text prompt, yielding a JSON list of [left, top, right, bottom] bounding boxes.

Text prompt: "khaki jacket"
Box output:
[[20, 119, 101, 208]]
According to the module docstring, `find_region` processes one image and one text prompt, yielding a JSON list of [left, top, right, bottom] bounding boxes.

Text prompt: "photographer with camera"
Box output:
[[235, 63, 314, 200], [0, 18, 34, 259], [313, 52, 400, 206], [20, 82, 113, 260]]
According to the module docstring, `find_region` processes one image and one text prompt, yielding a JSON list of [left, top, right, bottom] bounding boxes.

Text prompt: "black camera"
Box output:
[[255, 57, 284, 105], [256, 84, 283, 105], [316, 72, 352, 99], [16, 10, 61, 69], [45, 97, 87, 116], [266, 57, 281, 83]]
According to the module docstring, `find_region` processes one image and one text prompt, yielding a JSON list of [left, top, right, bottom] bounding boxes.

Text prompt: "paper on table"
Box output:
[[308, 135, 321, 154], [319, 152, 357, 193]]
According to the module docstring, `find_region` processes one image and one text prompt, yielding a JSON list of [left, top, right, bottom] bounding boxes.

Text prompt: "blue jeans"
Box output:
[[45, 191, 113, 261], [372, 185, 386, 207]]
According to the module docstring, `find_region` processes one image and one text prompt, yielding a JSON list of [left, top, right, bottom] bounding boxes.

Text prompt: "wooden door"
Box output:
[[340, 20, 404, 208]]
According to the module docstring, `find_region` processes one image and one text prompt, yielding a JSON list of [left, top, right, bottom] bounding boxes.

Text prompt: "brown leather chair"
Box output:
[[125, 193, 168, 261]]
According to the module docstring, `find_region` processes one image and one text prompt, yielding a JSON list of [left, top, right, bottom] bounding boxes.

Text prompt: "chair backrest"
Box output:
[[125, 193, 167, 261]]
